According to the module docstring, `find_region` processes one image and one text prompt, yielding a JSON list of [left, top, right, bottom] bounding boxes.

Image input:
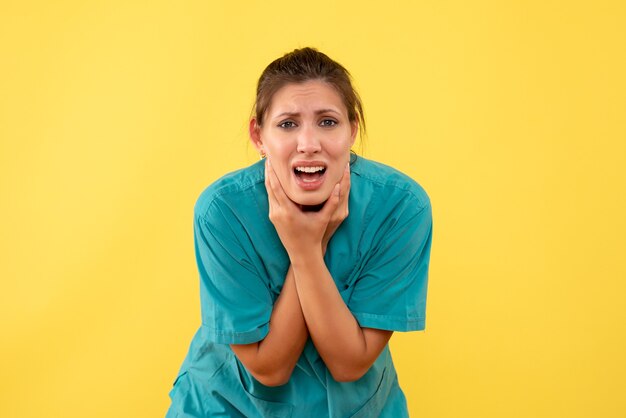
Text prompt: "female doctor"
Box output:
[[166, 47, 433, 417]]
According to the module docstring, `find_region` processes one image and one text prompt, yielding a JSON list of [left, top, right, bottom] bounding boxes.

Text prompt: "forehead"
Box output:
[[267, 80, 347, 116]]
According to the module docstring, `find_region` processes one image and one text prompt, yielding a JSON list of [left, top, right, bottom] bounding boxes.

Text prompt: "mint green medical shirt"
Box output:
[[166, 156, 433, 418]]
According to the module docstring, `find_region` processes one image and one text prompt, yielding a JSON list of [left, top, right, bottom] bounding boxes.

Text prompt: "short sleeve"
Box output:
[[193, 201, 273, 344], [348, 198, 433, 332]]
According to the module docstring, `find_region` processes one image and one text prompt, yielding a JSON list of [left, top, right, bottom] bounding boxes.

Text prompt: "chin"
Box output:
[[289, 189, 331, 207]]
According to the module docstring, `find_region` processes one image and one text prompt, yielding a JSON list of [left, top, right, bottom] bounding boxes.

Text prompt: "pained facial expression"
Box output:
[[251, 80, 357, 206]]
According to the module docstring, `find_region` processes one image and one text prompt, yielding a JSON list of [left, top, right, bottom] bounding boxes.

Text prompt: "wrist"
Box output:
[[290, 247, 324, 270]]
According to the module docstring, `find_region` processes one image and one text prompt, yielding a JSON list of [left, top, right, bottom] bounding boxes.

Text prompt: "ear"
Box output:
[[249, 118, 263, 152], [350, 120, 359, 146]]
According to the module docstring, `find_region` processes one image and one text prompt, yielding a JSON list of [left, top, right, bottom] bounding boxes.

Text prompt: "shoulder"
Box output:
[[193, 160, 265, 221], [351, 156, 431, 213]]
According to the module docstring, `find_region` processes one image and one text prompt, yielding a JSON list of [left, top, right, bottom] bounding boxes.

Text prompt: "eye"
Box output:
[[278, 120, 297, 129], [320, 119, 338, 127]]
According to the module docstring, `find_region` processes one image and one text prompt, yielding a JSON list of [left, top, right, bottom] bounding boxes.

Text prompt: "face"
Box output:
[[250, 80, 357, 206]]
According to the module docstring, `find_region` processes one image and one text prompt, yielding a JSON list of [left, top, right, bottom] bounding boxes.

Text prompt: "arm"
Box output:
[[266, 160, 392, 382], [230, 265, 309, 387], [291, 251, 393, 382], [196, 203, 308, 387]]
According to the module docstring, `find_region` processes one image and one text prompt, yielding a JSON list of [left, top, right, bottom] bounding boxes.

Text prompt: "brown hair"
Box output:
[[253, 47, 366, 139]]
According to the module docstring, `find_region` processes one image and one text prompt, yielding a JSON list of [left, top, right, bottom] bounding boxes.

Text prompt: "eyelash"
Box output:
[[278, 119, 338, 129]]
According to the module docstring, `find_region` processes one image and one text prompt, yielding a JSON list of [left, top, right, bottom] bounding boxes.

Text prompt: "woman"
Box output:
[[166, 47, 433, 417]]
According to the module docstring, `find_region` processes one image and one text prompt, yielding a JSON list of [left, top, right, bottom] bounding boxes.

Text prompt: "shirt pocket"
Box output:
[[166, 370, 209, 418], [225, 356, 294, 418], [348, 367, 392, 418]]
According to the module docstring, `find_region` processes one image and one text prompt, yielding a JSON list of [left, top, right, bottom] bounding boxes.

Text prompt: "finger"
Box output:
[[266, 158, 294, 208], [331, 163, 350, 220], [339, 163, 351, 204], [265, 159, 279, 209], [320, 183, 341, 217]]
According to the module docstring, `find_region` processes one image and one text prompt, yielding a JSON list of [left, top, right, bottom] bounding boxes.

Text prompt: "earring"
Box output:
[[259, 149, 266, 160]]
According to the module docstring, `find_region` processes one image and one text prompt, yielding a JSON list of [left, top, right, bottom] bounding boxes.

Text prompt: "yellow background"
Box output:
[[1, 1, 625, 417]]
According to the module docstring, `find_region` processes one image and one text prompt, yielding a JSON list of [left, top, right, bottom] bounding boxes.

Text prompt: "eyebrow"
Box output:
[[272, 108, 341, 119]]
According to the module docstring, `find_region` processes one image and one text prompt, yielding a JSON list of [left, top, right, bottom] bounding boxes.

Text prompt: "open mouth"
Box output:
[[293, 165, 327, 183], [292, 162, 328, 191]]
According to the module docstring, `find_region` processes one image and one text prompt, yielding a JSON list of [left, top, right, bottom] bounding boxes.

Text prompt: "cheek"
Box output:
[[328, 134, 353, 154], [330, 143, 352, 166], [268, 161, 293, 187], [279, 166, 293, 185], [266, 141, 292, 161]]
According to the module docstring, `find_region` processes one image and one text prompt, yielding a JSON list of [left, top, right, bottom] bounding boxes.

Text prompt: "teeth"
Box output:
[[295, 166, 325, 173]]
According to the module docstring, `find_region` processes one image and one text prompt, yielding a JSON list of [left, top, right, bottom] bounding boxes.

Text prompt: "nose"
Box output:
[[296, 125, 322, 154]]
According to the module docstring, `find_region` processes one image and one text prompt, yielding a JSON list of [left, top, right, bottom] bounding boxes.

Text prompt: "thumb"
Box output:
[[320, 183, 341, 217]]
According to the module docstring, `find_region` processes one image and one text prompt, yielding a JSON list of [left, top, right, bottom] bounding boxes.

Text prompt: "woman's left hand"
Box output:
[[265, 158, 341, 260], [322, 163, 350, 254]]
